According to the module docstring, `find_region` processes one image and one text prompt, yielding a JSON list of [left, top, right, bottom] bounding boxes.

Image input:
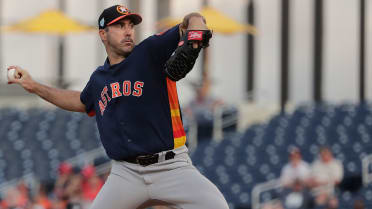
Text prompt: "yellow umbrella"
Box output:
[[2, 9, 94, 88], [2, 9, 94, 34], [158, 6, 256, 35]]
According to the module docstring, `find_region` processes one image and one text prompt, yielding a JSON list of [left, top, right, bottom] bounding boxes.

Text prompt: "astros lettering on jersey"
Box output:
[[98, 80, 144, 116]]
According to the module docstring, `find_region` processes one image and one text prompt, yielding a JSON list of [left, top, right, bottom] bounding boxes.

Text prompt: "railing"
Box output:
[[95, 161, 112, 176], [213, 105, 239, 141], [186, 116, 198, 153], [251, 179, 335, 209], [64, 147, 106, 166], [251, 179, 281, 209], [362, 154, 372, 185], [183, 105, 238, 145], [213, 106, 224, 141]]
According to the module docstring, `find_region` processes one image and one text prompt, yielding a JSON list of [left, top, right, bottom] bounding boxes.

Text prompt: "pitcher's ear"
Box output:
[[99, 29, 107, 42]]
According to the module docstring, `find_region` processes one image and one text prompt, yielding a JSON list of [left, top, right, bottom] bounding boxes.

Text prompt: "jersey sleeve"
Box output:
[[146, 25, 181, 66], [80, 78, 96, 117]]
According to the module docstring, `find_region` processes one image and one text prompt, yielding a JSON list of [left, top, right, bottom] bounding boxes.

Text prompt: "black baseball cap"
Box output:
[[98, 5, 142, 29]]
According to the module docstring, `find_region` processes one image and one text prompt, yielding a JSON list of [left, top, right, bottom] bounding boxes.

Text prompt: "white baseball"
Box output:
[[7, 68, 16, 81]]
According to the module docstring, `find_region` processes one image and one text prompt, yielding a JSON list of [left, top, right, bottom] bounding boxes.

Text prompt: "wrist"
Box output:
[[27, 79, 39, 94]]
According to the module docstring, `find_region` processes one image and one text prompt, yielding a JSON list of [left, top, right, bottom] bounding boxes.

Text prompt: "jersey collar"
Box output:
[[103, 58, 111, 70]]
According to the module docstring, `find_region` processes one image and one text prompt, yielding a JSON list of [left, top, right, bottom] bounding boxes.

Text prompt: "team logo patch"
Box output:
[[117, 5, 129, 14], [99, 18, 105, 27], [188, 31, 203, 41]]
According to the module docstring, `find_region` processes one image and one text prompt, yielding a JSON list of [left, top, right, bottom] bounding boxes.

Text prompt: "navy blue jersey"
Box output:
[[80, 25, 187, 160]]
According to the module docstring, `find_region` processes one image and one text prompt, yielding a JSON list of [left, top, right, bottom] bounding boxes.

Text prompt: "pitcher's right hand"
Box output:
[[7, 66, 36, 93]]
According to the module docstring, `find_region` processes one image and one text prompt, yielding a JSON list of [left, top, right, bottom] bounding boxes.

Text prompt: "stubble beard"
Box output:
[[113, 43, 133, 58], [118, 44, 134, 58], [107, 36, 134, 58]]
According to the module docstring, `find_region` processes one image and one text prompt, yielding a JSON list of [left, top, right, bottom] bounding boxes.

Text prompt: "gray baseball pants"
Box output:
[[89, 145, 229, 209]]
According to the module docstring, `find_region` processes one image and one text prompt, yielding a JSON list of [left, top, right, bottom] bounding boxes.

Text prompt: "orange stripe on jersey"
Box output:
[[167, 90, 179, 109], [174, 136, 186, 149], [171, 109, 180, 117], [173, 129, 186, 138], [170, 116, 184, 132], [166, 78, 187, 149]]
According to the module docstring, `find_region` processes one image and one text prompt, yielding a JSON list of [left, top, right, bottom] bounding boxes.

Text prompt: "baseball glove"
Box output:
[[165, 30, 212, 81]]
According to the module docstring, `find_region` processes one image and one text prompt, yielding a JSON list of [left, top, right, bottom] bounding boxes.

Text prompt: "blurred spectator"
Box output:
[[262, 200, 284, 209], [81, 165, 103, 202], [50, 199, 67, 209], [309, 147, 343, 206], [185, 78, 223, 140], [187, 79, 223, 115], [153, 206, 171, 209], [280, 147, 311, 188], [63, 172, 85, 209], [30, 203, 46, 209], [0, 186, 27, 209], [58, 162, 73, 175], [188, 79, 223, 116], [33, 183, 52, 209], [353, 199, 365, 209], [324, 196, 338, 209], [53, 163, 90, 208], [15, 181, 29, 206], [54, 162, 73, 200]]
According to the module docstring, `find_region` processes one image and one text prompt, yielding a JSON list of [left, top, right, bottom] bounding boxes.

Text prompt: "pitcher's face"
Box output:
[[103, 19, 135, 58]]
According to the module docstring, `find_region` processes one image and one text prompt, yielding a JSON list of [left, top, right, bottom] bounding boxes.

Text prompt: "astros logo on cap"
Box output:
[[117, 5, 129, 14]]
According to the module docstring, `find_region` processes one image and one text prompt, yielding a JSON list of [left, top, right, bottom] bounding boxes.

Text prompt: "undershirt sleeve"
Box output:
[[80, 78, 95, 116]]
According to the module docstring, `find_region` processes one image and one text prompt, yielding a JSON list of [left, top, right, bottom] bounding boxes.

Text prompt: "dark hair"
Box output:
[[319, 146, 331, 153]]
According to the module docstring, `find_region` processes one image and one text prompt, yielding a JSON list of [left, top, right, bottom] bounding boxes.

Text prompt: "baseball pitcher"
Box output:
[[7, 5, 228, 209]]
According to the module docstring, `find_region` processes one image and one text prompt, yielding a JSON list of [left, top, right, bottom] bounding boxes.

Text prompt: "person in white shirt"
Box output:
[[309, 146, 343, 206], [280, 147, 311, 188]]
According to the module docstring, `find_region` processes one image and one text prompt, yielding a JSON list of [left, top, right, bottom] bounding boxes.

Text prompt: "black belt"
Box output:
[[122, 151, 176, 166]]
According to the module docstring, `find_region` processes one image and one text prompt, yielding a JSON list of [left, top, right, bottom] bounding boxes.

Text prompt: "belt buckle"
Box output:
[[136, 154, 159, 166]]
